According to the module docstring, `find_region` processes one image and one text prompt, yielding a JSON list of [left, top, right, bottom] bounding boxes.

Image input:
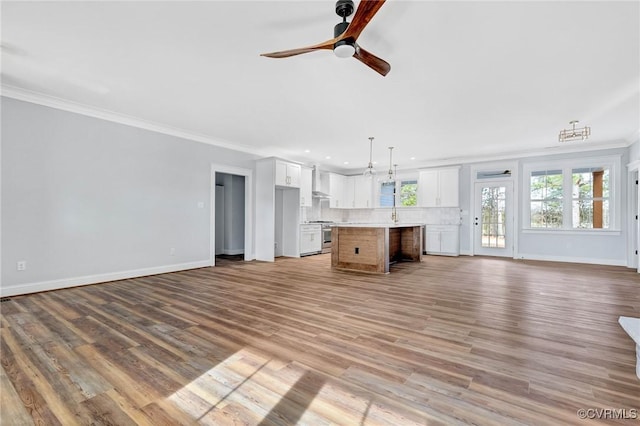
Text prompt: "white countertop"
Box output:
[[330, 223, 425, 228]]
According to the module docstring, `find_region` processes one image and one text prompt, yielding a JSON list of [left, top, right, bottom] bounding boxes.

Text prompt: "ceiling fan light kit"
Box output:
[[559, 120, 591, 142], [261, 0, 390, 76], [333, 1, 356, 58], [334, 42, 356, 58]]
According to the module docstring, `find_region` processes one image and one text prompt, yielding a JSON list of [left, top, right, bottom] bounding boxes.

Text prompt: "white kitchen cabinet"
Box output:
[[418, 167, 459, 207], [300, 224, 321, 255], [300, 166, 312, 207], [328, 174, 373, 209], [344, 177, 355, 208], [275, 160, 301, 188], [425, 225, 459, 256], [255, 158, 300, 262], [328, 173, 346, 208], [352, 175, 373, 208]]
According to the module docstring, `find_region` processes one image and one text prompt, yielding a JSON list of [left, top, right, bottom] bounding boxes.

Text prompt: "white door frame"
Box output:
[[473, 181, 514, 257], [210, 164, 253, 266], [628, 160, 640, 271], [469, 162, 518, 257]]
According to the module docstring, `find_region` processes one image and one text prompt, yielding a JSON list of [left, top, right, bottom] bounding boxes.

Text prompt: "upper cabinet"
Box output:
[[328, 173, 346, 208], [352, 175, 374, 209], [418, 167, 460, 207], [344, 176, 356, 208], [300, 166, 312, 207], [275, 160, 301, 188], [327, 173, 374, 209]]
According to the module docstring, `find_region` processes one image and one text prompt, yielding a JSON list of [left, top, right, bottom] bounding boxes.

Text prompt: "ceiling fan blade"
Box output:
[[353, 44, 390, 76], [261, 38, 337, 58], [340, 0, 386, 42]]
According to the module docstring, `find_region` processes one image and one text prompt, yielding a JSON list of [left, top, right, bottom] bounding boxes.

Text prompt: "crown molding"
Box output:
[[1, 84, 271, 158], [626, 129, 640, 144], [410, 139, 632, 169]]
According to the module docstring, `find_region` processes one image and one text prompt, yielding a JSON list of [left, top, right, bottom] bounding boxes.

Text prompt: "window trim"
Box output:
[[522, 155, 621, 232]]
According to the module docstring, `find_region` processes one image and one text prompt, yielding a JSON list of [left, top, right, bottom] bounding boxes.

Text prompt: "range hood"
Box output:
[[312, 166, 330, 199]]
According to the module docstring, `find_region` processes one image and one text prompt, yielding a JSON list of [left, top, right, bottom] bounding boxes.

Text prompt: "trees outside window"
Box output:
[[530, 170, 563, 228], [525, 157, 617, 231]]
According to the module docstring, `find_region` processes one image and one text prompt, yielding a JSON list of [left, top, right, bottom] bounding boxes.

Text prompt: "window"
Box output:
[[378, 177, 418, 207], [400, 180, 417, 206], [530, 170, 563, 228], [572, 167, 609, 229], [379, 181, 395, 207], [524, 156, 619, 231]]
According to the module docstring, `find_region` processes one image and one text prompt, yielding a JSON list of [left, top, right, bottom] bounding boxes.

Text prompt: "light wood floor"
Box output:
[[1, 255, 639, 425]]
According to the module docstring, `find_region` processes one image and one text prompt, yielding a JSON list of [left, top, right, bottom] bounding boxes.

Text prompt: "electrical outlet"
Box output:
[[16, 261, 27, 271], [170, 248, 176, 256]]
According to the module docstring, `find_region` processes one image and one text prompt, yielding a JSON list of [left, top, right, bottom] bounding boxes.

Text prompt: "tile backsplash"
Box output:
[[303, 199, 461, 225], [343, 207, 462, 225]]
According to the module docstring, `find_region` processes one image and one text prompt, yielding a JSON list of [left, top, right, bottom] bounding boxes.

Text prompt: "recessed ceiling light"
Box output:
[[325, 156, 331, 159], [343, 161, 349, 165], [373, 161, 378, 165], [304, 149, 311, 153], [410, 157, 416, 160]]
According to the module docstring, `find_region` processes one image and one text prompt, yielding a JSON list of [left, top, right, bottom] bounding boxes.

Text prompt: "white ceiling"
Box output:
[[2, 1, 639, 173]]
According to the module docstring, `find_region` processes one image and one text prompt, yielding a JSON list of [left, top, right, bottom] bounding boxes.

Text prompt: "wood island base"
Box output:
[[331, 224, 424, 274]]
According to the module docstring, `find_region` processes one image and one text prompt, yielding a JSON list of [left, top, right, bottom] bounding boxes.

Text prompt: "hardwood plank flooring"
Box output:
[[1, 255, 639, 425]]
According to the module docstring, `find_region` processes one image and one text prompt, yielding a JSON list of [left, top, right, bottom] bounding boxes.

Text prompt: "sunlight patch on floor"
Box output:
[[165, 348, 304, 423], [163, 347, 418, 424]]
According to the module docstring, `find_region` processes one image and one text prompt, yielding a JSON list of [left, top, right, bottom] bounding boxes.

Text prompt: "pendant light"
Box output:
[[363, 137, 376, 178], [385, 146, 395, 182]]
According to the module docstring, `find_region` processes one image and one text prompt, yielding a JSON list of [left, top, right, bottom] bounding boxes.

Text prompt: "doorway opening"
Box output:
[[215, 172, 245, 263], [210, 164, 253, 267]]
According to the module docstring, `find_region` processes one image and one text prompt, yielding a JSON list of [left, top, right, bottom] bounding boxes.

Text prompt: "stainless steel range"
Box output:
[[309, 221, 333, 253]]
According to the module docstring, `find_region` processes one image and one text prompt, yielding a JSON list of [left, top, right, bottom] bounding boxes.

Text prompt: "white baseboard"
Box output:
[[515, 253, 626, 266], [222, 249, 245, 255], [0, 260, 211, 297]]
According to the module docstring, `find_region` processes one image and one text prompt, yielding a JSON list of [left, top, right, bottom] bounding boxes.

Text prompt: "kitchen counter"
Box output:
[[329, 222, 426, 228], [331, 224, 424, 274]]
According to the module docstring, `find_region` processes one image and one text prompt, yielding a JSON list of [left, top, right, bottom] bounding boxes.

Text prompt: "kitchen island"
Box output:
[[331, 224, 424, 274]]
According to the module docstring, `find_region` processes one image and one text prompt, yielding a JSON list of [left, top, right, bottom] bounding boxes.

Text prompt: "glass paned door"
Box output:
[[474, 182, 513, 257]]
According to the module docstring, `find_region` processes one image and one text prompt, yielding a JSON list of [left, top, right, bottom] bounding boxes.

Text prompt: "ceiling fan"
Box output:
[[261, 0, 390, 77]]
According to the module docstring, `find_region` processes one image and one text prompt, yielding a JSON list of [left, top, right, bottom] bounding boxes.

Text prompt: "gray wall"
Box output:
[[2, 97, 258, 295], [456, 147, 631, 264], [515, 147, 629, 265]]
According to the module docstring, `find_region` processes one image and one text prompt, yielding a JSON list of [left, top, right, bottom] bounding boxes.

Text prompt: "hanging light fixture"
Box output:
[[559, 120, 591, 142], [391, 163, 399, 222], [385, 146, 395, 182], [363, 137, 376, 178]]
